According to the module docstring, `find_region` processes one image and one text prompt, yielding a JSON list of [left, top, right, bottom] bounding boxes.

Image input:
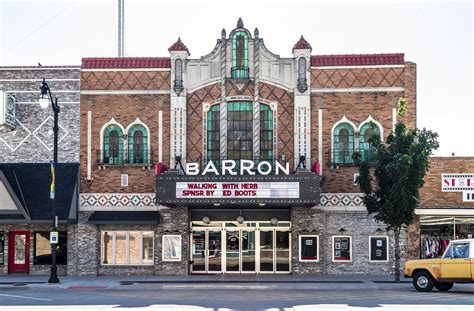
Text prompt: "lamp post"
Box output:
[[39, 78, 60, 284]]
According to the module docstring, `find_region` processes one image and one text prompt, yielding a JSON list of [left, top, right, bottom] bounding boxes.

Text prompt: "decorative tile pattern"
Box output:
[[81, 71, 171, 90], [318, 193, 365, 207], [80, 193, 156, 208], [311, 67, 405, 89]]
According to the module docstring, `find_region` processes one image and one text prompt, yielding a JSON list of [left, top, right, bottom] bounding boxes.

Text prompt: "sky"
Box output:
[[0, 0, 472, 156]]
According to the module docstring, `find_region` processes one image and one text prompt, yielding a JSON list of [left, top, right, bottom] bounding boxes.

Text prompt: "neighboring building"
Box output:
[[0, 66, 80, 275], [76, 19, 416, 276], [407, 157, 474, 260]]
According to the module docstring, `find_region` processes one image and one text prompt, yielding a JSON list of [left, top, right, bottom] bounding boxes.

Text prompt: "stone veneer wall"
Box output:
[[0, 224, 69, 275], [291, 207, 407, 275], [0, 66, 80, 163], [72, 206, 189, 276]]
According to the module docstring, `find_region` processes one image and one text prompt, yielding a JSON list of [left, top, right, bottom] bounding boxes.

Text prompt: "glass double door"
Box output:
[[191, 230, 222, 273], [191, 227, 290, 274]]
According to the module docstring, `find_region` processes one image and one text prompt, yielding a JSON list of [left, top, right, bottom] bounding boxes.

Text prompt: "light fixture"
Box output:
[[270, 217, 278, 226], [213, 203, 221, 207], [39, 80, 50, 109], [236, 215, 245, 224], [258, 203, 266, 206], [202, 216, 211, 224]]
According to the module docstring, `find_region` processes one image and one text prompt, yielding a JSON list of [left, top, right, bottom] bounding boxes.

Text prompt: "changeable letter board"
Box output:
[[300, 236, 318, 261], [370, 237, 388, 261], [333, 237, 351, 261]]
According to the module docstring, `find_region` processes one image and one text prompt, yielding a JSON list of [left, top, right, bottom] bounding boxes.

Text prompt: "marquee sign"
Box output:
[[176, 182, 299, 199], [441, 174, 474, 192], [156, 170, 320, 206]]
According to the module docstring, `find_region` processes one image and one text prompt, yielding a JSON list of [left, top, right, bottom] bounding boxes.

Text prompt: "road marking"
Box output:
[[0, 294, 53, 301]]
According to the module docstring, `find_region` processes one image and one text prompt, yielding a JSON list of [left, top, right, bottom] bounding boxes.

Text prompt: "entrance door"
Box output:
[[259, 229, 291, 273], [191, 230, 222, 273], [8, 231, 30, 274]]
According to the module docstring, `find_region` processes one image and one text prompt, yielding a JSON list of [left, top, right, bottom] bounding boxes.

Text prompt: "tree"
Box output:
[[356, 119, 439, 282]]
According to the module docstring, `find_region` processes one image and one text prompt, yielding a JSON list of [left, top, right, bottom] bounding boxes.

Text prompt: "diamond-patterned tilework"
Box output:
[[32, 116, 68, 151], [80, 193, 157, 208], [81, 71, 171, 90], [0, 119, 32, 152], [311, 67, 405, 89]]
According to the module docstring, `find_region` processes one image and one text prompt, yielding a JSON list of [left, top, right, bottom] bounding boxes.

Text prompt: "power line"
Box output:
[[4, 3, 74, 54]]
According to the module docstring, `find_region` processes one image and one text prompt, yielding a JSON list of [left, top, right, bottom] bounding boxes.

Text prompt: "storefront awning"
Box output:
[[156, 169, 320, 207], [87, 211, 160, 224]]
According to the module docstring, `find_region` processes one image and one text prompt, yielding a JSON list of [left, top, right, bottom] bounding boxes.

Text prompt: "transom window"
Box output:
[[231, 31, 249, 79], [228, 102, 253, 161]]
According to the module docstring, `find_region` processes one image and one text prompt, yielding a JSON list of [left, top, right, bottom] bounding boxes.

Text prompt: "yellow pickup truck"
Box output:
[[404, 239, 474, 292]]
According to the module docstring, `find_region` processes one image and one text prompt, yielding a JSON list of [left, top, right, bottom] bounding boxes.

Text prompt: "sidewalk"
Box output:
[[3, 274, 471, 291]]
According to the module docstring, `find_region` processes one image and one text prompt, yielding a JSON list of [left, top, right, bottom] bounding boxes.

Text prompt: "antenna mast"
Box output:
[[118, 0, 124, 57]]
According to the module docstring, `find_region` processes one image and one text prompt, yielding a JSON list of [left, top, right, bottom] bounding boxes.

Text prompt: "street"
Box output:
[[0, 287, 473, 310]]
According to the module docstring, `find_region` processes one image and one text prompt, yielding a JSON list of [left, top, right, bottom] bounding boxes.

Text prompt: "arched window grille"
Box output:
[[231, 31, 249, 79], [359, 122, 380, 163], [128, 124, 148, 164], [207, 105, 220, 166], [333, 123, 354, 164], [260, 104, 273, 162], [103, 125, 123, 165]]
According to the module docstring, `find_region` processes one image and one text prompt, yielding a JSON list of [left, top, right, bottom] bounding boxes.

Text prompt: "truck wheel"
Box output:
[[435, 282, 454, 291], [413, 271, 435, 292]]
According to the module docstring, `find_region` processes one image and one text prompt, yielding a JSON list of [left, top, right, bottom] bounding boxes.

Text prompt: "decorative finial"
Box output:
[[221, 28, 226, 39], [237, 17, 244, 28], [254, 27, 259, 38]]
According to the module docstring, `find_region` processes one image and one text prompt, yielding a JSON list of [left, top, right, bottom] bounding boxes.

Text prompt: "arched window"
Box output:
[[228, 102, 252, 161], [103, 125, 123, 165], [333, 123, 354, 164], [207, 105, 220, 166], [231, 31, 249, 79], [359, 122, 380, 162], [173, 59, 183, 95], [260, 104, 273, 162], [128, 124, 148, 164]]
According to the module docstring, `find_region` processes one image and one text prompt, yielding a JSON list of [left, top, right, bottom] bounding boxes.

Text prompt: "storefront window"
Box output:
[[299, 235, 319, 262], [332, 236, 352, 262], [101, 231, 154, 265], [162, 235, 182, 261], [33, 231, 67, 265], [0, 232, 4, 265], [420, 216, 474, 258]]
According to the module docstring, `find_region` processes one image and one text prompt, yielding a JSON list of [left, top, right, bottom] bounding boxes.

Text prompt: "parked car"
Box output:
[[404, 239, 474, 292]]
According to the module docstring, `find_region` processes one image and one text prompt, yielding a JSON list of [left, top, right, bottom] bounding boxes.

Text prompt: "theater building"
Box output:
[[73, 18, 417, 275]]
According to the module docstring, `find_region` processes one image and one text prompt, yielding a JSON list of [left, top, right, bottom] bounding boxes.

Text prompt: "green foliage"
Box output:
[[357, 122, 439, 231]]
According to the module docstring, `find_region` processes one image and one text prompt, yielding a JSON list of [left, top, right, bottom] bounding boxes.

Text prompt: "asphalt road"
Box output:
[[0, 287, 473, 310]]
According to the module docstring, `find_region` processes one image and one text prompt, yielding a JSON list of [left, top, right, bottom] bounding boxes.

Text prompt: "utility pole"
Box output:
[[118, 0, 124, 57]]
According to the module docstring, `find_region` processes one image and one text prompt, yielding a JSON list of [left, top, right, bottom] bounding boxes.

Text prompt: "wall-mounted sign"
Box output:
[[176, 182, 299, 199], [442, 174, 474, 192], [186, 160, 290, 176], [463, 191, 474, 202], [369, 236, 388, 262], [2, 93, 16, 130]]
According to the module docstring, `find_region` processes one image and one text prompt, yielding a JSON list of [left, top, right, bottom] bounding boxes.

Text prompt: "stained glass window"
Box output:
[[333, 123, 354, 164], [231, 31, 249, 79], [128, 124, 148, 164], [359, 122, 380, 162], [227, 102, 253, 161], [207, 105, 220, 166], [260, 104, 273, 162], [104, 124, 123, 165]]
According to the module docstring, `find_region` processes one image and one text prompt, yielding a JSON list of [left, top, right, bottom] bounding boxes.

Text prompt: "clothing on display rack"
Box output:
[[421, 237, 450, 259]]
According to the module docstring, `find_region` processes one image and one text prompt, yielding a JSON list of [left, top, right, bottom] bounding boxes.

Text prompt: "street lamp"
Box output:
[[39, 78, 60, 284]]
